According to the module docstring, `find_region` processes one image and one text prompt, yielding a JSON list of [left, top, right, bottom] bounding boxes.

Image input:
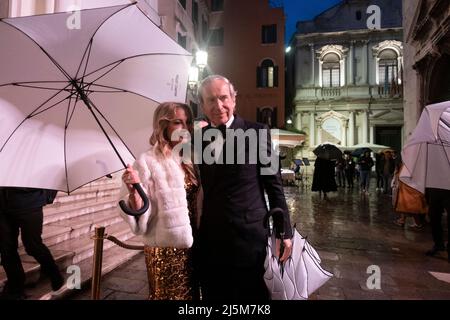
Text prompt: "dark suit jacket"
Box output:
[[0, 187, 58, 213], [197, 116, 292, 268]]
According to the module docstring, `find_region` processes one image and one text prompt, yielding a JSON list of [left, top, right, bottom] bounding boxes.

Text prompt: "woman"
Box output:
[[119, 102, 201, 300], [311, 157, 337, 199]]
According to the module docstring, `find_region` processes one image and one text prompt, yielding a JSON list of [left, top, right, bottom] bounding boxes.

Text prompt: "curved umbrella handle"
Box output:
[[119, 183, 150, 217]]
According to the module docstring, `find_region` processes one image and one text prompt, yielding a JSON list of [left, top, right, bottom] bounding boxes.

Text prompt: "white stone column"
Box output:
[[342, 120, 348, 146], [309, 112, 315, 147], [318, 61, 323, 87], [295, 112, 302, 131], [349, 41, 354, 85], [375, 57, 380, 85], [340, 58, 346, 87], [348, 112, 355, 146], [363, 41, 369, 84], [370, 125, 375, 144], [317, 123, 322, 145], [310, 44, 315, 87], [362, 111, 369, 143]]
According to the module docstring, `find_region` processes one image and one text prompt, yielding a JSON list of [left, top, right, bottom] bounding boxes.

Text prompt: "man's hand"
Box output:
[[276, 238, 292, 263]]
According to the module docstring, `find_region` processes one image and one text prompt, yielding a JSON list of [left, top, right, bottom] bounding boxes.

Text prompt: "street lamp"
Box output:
[[188, 49, 208, 91], [195, 50, 208, 72], [188, 66, 199, 90]]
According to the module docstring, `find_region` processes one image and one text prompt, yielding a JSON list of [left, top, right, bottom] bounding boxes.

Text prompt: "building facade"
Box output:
[[288, 0, 404, 154], [403, 0, 450, 141], [206, 0, 286, 128]]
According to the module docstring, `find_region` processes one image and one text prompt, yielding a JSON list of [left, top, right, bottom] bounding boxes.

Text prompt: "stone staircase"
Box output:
[[0, 174, 144, 300]]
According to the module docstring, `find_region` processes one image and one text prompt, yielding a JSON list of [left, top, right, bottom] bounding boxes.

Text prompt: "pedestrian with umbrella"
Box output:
[[358, 150, 374, 195], [119, 102, 201, 300], [399, 101, 450, 261], [312, 144, 339, 199]]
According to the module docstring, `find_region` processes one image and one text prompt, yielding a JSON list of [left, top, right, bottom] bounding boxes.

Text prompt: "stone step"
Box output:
[[31, 236, 143, 300], [0, 221, 140, 300], [17, 207, 123, 250], [0, 249, 75, 289], [43, 196, 120, 225], [51, 184, 120, 207], [50, 220, 136, 264]]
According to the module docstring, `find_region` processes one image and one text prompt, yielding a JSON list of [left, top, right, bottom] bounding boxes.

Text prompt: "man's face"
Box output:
[[201, 79, 236, 126]]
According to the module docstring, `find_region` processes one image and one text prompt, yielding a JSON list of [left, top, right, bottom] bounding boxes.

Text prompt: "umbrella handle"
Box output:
[[119, 183, 150, 217]]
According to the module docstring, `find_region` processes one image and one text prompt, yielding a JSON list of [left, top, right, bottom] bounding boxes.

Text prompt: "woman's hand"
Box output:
[[122, 164, 143, 210]]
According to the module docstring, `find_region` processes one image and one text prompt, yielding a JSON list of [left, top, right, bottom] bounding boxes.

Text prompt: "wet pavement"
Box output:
[[70, 182, 450, 300]]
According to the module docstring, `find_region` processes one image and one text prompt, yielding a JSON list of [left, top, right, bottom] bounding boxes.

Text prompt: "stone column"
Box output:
[[295, 112, 303, 131], [310, 44, 315, 87], [362, 41, 369, 85], [349, 41, 354, 85], [370, 125, 375, 144], [348, 112, 355, 146], [362, 111, 369, 143], [342, 120, 348, 146], [309, 112, 315, 147]]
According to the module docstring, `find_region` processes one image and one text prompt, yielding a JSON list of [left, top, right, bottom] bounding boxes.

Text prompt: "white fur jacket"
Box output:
[[119, 146, 201, 249]]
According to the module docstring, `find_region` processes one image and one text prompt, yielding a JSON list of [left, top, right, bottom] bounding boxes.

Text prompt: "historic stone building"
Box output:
[[403, 0, 450, 141], [287, 0, 404, 155]]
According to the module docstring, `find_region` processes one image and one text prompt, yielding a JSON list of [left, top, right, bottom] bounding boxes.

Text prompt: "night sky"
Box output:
[[282, 0, 342, 45]]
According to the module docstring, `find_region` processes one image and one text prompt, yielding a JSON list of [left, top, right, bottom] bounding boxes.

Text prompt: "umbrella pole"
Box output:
[[72, 81, 149, 216]]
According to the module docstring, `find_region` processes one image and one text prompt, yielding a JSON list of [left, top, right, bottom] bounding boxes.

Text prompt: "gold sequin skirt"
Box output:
[[144, 246, 197, 300]]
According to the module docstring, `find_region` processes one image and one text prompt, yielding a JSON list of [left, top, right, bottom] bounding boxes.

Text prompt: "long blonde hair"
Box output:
[[149, 102, 198, 186]]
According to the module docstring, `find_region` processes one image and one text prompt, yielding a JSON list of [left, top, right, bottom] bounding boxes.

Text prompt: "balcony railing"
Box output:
[[295, 84, 403, 101]]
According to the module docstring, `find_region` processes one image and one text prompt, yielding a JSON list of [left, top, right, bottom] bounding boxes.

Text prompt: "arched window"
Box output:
[[257, 59, 278, 88], [322, 53, 340, 87], [257, 107, 277, 128], [378, 49, 398, 85]]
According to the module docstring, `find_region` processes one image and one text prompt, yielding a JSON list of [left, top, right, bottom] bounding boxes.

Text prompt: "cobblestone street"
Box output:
[[71, 183, 450, 300]]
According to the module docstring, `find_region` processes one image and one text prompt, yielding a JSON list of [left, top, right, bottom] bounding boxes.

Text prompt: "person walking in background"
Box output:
[[343, 153, 355, 189], [358, 151, 374, 195], [0, 188, 63, 300], [312, 157, 337, 199], [382, 151, 396, 195], [335, 156, 346, 188], [375, 152, 385, 192], [119, 102, 201, 300], [425, 187, 450, 262]]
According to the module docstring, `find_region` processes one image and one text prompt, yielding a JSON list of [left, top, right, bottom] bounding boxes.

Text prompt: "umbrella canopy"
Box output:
[[351, 147, 372, 157], [346, 142, 392, 152], [0, 3, 192, 194], [313, 143, 343, 160], [399, 101, 450, 193]]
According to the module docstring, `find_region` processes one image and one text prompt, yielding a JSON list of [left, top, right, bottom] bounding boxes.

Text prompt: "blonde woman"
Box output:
[[119, 102, 201, 300]]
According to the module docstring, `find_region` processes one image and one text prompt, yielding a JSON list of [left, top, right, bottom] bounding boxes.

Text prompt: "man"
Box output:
[[195, 75, 292, 300], [0, 187, 63, 300], [425, 187, 450, 262]]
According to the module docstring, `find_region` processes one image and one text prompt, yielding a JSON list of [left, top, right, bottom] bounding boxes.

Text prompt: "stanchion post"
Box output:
[[91, 226, 105, 300]]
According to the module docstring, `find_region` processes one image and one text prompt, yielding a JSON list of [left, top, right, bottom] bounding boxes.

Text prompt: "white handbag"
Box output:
[[264, 226, 333, 300]]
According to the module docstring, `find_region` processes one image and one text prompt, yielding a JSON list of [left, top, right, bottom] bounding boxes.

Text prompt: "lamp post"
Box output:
[[188, 49, 208, 92]]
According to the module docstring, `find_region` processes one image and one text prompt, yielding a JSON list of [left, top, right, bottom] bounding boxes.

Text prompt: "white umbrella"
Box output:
[[399, 101, 450, 194], [0, 3, 192, 215], [346, 142, 392, 152]]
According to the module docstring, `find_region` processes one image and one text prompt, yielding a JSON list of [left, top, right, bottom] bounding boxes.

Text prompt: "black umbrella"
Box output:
[[351, 147, 372, 157], [313, 144, 343, 160]]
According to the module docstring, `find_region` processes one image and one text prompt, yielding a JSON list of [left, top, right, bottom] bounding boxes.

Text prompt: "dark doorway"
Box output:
[[375, 126, 402, 152]]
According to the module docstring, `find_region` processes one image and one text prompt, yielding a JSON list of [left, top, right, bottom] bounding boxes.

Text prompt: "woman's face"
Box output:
[[166, 107, 189, 146]]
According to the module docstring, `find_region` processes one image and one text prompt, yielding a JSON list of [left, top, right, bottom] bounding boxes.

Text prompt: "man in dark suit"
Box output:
[[195, 75, 292, 300], [0, 187, 63, 300]]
